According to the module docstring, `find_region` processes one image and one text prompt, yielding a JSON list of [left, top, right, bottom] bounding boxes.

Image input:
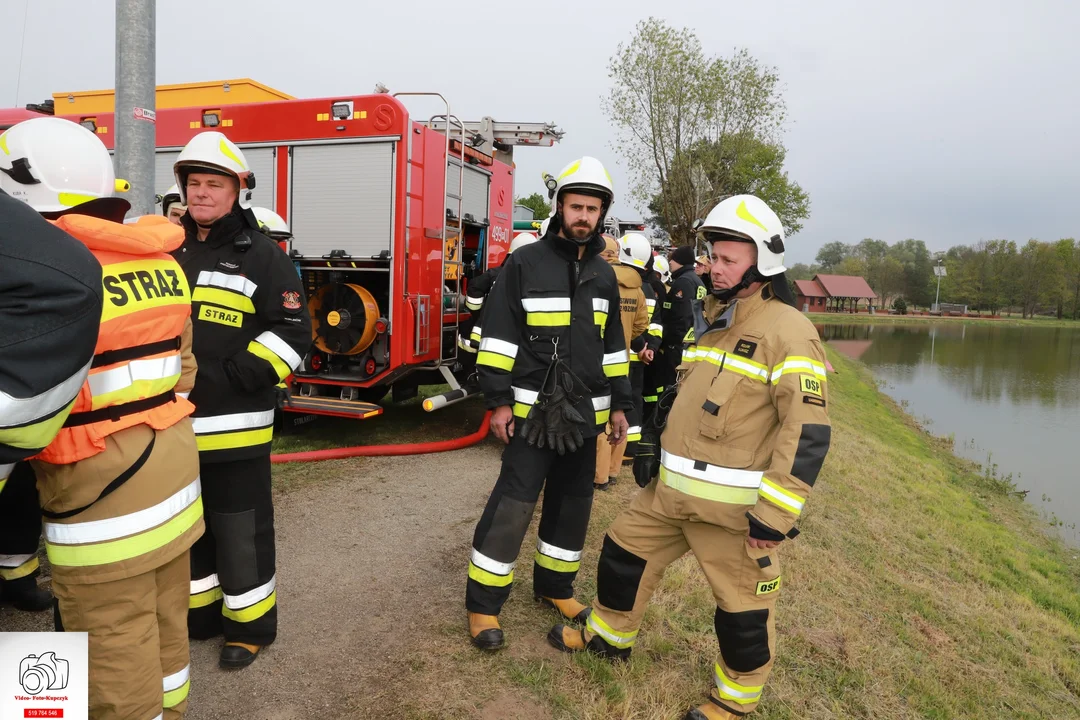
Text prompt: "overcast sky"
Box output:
[[2, 0, 1076, 264]]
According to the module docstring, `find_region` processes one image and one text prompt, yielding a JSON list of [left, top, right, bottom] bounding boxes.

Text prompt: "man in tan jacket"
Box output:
[[550, 196, 831, 720], [594, 236, 649, 490]]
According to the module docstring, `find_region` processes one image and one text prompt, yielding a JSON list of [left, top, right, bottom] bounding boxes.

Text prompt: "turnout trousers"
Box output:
[[594, 364, 645, 486], [0, 462, 44, 595], [55, 551, 192, 720], [466, 434, 597, 616], [588, 482, 781, 715], [188, 455, 277, 645]]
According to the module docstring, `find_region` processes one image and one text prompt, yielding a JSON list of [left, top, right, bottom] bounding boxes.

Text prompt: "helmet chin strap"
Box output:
[[712, 266, 766, 302]]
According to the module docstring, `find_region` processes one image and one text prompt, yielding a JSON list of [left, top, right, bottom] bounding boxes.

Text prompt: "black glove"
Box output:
[[520, 360, 589, 455], [633, 426, 660, 487]]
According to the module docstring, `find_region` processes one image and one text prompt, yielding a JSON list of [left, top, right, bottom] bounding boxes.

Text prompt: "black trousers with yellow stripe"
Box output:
[[0, 462, 44, 593], [466, 434, 596, 616], [188, 455, 278, 645]]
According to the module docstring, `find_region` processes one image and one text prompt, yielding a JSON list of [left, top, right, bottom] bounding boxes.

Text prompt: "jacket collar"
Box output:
[[672, 264, 696, 280], [543, 228, 604, 263], [706, 283, 777, 332], [180, 211, 247, 249]]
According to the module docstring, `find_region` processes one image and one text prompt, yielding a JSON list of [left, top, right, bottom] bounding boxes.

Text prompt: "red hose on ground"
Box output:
[[270, 410, 493, 464]]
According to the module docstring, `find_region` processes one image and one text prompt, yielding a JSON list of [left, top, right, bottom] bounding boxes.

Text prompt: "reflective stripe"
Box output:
[[537, 539, 581, 562], [645, 298, 656, 308], [196, 427, 274, 452], [478, 337, 518, 359], [602, 350, 629, 366], [593, 311, 608, 327], [251, 331, 302, 374], [587, 611, 637, 649], [88, 354, 182, 401], [163, 665, 190, 692], [47, 496, 203, 568], [534, 551, 580, 573], [660, 466, 759, 505], [770, 356, 827, 383], [192, 286, 255, 314], [648, 322, 664, 336], [0, 463, 13, 481], [222, 591, 276, 623], [465, 295, 485, 311], [196, 270, 257, 297], [527, 312, 571, 326], [521, 297, 572, 312], [627, 425, 642, 442], [468, 562, 514, 587], [661, 450, 763, 488], [684, 347, 769, 383], [192, 410, 275, 435], [715, 663, 763, 705], [512, 386, 539, 419], [224, 575, 276, 610], [190, 573, 220, 594], [592, 395, 611, 411], [592, 298, 610, 314], [471, 549, 515, 576], [759, 478, 805, 515], [189, 587, 223, 609], [0, 555, 38, 581], [457, 334, 477, 353], [45, 479, 201, 545], [0, 358, 90, 428]]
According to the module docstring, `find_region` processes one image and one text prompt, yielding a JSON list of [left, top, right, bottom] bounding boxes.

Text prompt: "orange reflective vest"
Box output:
[[36, 215, 195, 465]]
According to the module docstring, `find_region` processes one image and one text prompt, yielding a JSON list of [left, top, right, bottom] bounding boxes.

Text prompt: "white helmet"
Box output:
[[0, 117, 129, 212], [553, 156, 614, 208], [173, 131, 254, 207], [538, 216, 551, 238], [696, 194, 786, 276], [159, 184, 182, 213], [509, 232, 539, 254], [653, 255, 671, 284], [619, 233, 652, 270], [252, 206, 291, 239]]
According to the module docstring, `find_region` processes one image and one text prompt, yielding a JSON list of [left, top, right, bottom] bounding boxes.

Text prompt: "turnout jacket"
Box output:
[[656, 283, 832, 539], [663, 265, 707, 351], [0, 191, 102, 470], [476, 231, 633, 436], [173, 212, 311, 463], [613, 264, 650, 360], [459, 266, 501, 353]]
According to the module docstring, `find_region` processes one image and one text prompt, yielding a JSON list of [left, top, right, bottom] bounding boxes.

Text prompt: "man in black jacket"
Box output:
[[171, 132, 311, 669], [658, 245, 707, 388], [466, 157, 632, 651]]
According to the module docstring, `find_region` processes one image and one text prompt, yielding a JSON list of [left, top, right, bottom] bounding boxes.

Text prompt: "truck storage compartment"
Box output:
[[152, 147, 277, 207]]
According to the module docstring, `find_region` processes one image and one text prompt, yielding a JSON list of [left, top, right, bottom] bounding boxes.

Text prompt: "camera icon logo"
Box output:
[[19, 652, 69, 696]]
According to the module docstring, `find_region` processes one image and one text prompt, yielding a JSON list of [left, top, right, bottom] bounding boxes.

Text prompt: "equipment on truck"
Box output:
[[22, 82, 562, 421]]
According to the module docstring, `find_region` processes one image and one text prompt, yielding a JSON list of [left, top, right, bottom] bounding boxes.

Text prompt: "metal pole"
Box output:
[[934, 263, 942, 311], [114, 0, 156, 217]]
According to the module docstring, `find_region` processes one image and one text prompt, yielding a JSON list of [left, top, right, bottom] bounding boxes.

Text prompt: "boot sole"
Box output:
[[219, 652, 259, 669], [470, 629, 505, 651]]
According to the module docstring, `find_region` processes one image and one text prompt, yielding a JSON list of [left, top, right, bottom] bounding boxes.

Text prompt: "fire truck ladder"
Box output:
[[430, 118, 565, 163], [392, 93, 467, 366]]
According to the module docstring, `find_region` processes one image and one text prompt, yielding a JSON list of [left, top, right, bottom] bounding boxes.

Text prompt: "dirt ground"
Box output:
[[0, 438, 556, 719]]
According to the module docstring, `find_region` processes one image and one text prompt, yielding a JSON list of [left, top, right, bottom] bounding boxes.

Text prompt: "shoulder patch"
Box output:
[[696, 286, 707, 300], [803, 395, 826, 407], [733, 339, 758, 358], [675, 289, 684, 298], [800, 375, 823, 397], [282, 290, 303, 313]]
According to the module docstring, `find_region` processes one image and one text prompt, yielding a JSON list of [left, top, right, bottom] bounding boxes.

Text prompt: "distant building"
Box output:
[[794, 274, 877, 313], [513, 204, 536, 222]]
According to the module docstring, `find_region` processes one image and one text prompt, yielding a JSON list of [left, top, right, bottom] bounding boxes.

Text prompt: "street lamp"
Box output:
[[932, 259, 946, 312]]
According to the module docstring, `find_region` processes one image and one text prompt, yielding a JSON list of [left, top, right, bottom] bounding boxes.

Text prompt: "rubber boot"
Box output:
[[220, 642, 262, 669], [1, 576, 53, 613], [534, 595, 590, 624], [468, 612, 505, 651], [546, 624, 631, 661], [681, 692, 742, 720]]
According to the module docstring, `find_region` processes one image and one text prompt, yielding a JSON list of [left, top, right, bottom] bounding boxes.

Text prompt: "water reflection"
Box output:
[[822, 323, 1080, 535]]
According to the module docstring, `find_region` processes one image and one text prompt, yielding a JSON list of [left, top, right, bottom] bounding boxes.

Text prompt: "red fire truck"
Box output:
[[1, 89, 563, 420]]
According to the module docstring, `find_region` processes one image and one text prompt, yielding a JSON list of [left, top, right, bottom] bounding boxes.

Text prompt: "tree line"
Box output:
[[790, 237, 1080, 319]]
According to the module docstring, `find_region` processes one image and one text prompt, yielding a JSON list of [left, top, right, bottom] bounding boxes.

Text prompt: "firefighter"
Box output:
[[251, 206, 292, 243], [466, 156, 633, 651], [659, 244, 707, 387], [642, 254, 671, 428], [0, 462, 51, 611], [457, 232, 541, 384], [696, 253, 713, 293], [160, 184, 186, 225], [172, 132, 311, 669], [548, 195, 831, 720], [0, 189, 101, 470], [593, 235, 649, 490], [1, 117, 203, 720]]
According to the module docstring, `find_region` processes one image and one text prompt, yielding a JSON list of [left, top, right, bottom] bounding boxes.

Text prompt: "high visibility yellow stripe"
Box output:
[[595, 409, 610, 425], [192, 287, 255, 314], [659, 466, 759, 505], [196, 426, 274, 452], [46, 497, 203, 568], [247, 341, 292, 381], [586, 611, 638, 649], [0, 478, 6, 494], [513, 402, 532, 419], [100, 259, 191, 323], [222, 590, 276, 623], [526, 312, 571, 327], [476, 351, 514, 372], [163, 680, 190, 709], [627, 432, 641, 442], [770, 356, 827, 383], [189, 586, 223, 609], [603, 362, 629, 378], [759, 478, 805, 515], [0, 556, 38, 581], [0, 397, 76, 453], [593, 311, 607, 326], [468, 561, 513, 587], [90, 374, 179, 411], [715, 663, 764, 705], [534, 551, 580, 573]]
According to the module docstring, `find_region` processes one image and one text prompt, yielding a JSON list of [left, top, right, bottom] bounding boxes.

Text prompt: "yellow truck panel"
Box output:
[[52, 78, 293, 115]]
